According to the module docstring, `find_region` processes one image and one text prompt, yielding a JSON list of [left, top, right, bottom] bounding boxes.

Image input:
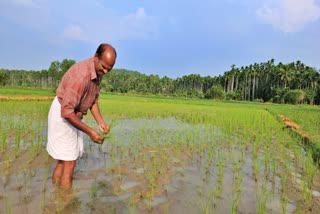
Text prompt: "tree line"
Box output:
[[0, 59, 319, 105]]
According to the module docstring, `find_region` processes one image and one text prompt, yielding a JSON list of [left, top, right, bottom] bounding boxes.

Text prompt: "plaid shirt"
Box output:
[[56, 57, 102, 119]]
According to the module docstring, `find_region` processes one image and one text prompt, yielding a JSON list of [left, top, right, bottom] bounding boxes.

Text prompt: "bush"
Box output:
[[205, 85, 225, 100], [225, 91, 241, 101], [284, 90, 305, 105]]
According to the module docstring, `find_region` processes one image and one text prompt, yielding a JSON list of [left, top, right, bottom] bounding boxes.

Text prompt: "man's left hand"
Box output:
[[99, 122, 110, 136]]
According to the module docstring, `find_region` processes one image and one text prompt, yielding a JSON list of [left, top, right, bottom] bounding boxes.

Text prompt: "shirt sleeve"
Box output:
[[60, 69, 87, 119]]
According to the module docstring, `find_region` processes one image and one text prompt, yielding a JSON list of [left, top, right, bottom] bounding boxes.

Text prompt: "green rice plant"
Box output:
[[4, 193, 12, 214], [304, 150, 316, 189], [14, 173, 24, 191], [14, 126, 21, 157], [230, 171, 243, 214], [42, 166, 50, 192], [215, 152, 225, 199], [280, 195, 288, 214], [127, 197, 138, 214], [148, 172, 156, 200], [39, 191, 46, 213], [231, 158, 239, 175], [252, 136, 260, 160], [2, 172, 9, 188], [253, 158, 261, 183], [271, 157, 277, 179], [109, 143, 116, 172], [32, 134, 42, 157], [5, 151, 12, 172], [56, 191, 64, 214], [293, 146, 302, 169], [129, 130, 136, 154], [1, 131, 7, 152], [271, 157, 277, 193], [264, 148, 270, 179], [280, 172, 287, 194], [23, 170, 32, 203], [101, 120, 116, 139], [294, 208, 301, 214], [89, 179, 98, 199], [204, 189, 215, 214], [301, 178, 312, 208], [256, 180, 269, 214]]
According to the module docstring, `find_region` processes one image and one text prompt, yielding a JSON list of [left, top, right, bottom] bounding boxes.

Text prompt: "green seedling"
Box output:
[[100, 120, 117, 139]]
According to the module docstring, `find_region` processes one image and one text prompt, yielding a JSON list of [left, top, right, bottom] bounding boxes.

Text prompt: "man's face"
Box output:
[[94, 51, 116, 75]]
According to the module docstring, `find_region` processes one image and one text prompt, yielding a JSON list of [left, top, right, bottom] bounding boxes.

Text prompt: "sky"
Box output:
[[0, 0, 320, 78]]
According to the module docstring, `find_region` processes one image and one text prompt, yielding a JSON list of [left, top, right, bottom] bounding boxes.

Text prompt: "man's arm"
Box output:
[[90, 102, 110, 134]]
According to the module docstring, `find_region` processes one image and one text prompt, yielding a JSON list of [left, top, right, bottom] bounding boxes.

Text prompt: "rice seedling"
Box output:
[[89, 178, 98, 199], [4, 193, 13, 214], [256, 180, 269, 214], [230, 171, 243, 214], [280, 195, 288, 214], [304, 150, 316, 189], [204, 188, 215, 214], [253, 158, 262, 183], [215, 151, 225, 199], [1, 131, 7, 152]]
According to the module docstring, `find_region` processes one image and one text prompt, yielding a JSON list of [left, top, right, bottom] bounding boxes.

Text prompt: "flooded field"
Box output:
[[1, 98, 320, 213]]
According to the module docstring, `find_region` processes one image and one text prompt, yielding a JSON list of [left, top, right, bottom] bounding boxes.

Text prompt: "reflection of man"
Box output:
[[47, 44, 117, 189]]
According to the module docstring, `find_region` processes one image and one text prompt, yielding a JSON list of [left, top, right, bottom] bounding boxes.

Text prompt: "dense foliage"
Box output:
[[1, 59, 319, 104]]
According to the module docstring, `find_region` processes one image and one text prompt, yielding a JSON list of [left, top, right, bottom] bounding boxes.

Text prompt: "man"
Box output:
[[47, 43, 116, 189]]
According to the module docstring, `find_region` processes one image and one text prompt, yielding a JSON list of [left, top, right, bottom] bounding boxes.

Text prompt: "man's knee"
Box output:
[[64, 160, 76, 169]]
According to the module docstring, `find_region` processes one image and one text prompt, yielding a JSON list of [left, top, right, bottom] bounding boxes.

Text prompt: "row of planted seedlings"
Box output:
[[0, 100, 52, 214], [81, 104, 320, 213], [227, 108, 320, 213]]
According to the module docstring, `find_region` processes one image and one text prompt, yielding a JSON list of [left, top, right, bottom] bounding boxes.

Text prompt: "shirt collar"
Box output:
[[89, 57, 97, 80]]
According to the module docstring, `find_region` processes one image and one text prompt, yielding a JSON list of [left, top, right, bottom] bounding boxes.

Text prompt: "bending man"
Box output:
[[47, 43, 117, 189]]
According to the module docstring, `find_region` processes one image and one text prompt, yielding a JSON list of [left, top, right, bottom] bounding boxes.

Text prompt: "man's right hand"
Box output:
[[89, 129, 104, 144]]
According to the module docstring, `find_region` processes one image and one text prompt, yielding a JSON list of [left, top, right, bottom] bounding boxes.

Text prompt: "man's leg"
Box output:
[[60, 160, 76, 189], [52, 160, 64, 186]]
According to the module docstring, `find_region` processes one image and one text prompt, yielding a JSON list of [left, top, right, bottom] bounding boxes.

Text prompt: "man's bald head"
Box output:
[[94, 43, 117, 75], [95, 44, 117, 59]]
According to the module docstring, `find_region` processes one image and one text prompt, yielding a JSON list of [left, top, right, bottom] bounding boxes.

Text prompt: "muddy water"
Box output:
[[0, 118, 319, 213]]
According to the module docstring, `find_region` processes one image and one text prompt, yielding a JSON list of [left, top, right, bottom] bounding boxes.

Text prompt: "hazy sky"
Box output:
[[0, 0, 320, 78]]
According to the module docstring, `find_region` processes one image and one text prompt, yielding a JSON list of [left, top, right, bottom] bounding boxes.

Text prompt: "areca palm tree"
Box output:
[[278, 63, 295, 88]]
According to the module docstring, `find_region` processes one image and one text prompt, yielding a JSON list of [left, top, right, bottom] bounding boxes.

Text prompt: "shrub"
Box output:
[[284, 90, 305, 105], [205, 85, 225, 100]]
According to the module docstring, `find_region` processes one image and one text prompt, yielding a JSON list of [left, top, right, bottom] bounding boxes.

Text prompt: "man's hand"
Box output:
[[89, 129, 104, 144], [99, 122, 110, 136]]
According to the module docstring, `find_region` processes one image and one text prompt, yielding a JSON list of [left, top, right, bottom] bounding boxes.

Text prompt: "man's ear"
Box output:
[[93, 54, 99, 62]]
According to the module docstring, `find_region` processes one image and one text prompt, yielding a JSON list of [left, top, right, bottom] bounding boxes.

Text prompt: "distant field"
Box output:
[[1, 87, 319, 144], [0, 87, 55, 100], [0, 87, 55, 96]]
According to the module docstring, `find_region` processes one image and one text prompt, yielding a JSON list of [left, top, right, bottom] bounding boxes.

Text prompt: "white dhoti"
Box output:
[[47, 96, 84, 161]]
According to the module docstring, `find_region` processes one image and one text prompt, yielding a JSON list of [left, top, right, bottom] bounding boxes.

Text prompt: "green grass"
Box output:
[[1, 86, 320, 153], [266, 105, 320, 142], [0, 87, 55, 97]]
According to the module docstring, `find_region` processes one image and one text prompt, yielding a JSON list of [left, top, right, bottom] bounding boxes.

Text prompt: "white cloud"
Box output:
[[113, 7, 158, 40], [62, 7, 159, 43], [136, 7, 146, 18], [63, 25, 86, 41], [0, 0, 159, 44], [256, 0, 320, 33]]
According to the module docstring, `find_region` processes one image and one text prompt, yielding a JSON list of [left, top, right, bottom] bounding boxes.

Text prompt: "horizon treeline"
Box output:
[[0, 59, 319, 105]]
